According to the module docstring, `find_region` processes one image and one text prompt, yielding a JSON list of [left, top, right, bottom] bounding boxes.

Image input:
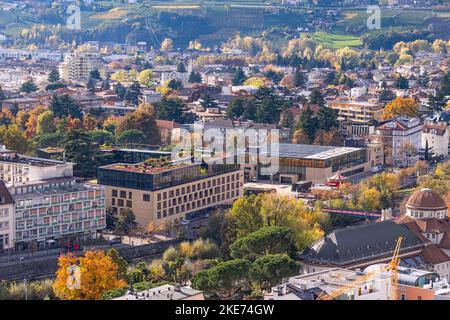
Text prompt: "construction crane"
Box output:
[[317, 236, 403, 301]]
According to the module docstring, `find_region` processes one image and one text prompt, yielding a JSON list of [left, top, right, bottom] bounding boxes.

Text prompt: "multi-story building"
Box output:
[[328, 100, 383, 136], [421, 124, 449, 157], [0, 181, 14, 250], [375, 117, 422, 167], [98, 160, 243, 227], [0, 147, 106, 251], [59, 52, 104, 82], [251, 143, 369, 184], [264, 268, 392, 300]]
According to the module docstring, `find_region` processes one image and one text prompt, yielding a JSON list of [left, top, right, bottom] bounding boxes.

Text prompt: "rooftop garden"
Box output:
[[111, 157, 189, 174]]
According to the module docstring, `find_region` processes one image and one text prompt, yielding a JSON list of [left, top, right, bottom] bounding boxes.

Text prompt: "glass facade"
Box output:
[[98, 162, 240, 191]]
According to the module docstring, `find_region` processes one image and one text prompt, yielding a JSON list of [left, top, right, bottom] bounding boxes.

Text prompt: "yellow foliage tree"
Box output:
[[53, 251, 126, 300], [381, 97, 418, 120]]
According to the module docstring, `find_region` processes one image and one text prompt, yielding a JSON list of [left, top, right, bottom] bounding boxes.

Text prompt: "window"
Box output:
[[126, 200, 132, 208], [143, 194, 150, 202], [112, 190, 118, 197], [401, 294, 406, 300], [128, 192, 132, 199], [118, 199, 124, 207], [120, 191, 126, 198]]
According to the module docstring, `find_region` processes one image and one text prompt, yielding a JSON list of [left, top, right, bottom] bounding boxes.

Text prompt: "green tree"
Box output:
[[229, 226, 294, 261], [250, 254, 299, 291], [62, 129, 99, 177], [395, 76, 409, 89], [49, 94, 83, 119], [227, 98, 246, 120], [88, 129, 115, 145], [167, 79, 182, 91], [107, 248, 128, 280], [232, 68, 246, 86], [226, 195, 263, 241], [124, 81, 142, 107], [177, 62, 186, 73], [154, 98, 190, 123], [309, 88, 325, 106], [316, 105, 338, 131], [10, 102, 19, 117], [0, 125, 29, 154], [294, 66, 306, 87], [114, 83, 126, 99], [192, 259, 251, 299], [298, 105, 318, 143], [200, 93, 218, 109], [116, 208, 138, 236], [90, 69, 102, 80], [188, 71, 202, 83], [116, 129, 147, 145], [48, 68, 60, 83], [20, 79, 38, 93], [36, 110, 56, 134]]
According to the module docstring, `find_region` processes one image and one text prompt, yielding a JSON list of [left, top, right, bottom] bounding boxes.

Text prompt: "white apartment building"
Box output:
[[422, 124, 449, 157], [59, 52, 104, 82], [375, 117, 422, 167], [0, 146, 106, 252]]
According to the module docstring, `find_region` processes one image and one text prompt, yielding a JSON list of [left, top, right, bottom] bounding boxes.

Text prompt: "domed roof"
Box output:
[[406, 188, 447, 211]]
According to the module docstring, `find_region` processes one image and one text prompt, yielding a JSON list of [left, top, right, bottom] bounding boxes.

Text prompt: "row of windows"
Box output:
[[16, 219, 106, 240], [111, 190, 151, 202], [156, 182, 240, 210], [156, 174, 240, 201], [156, 190, 239, 219], [112, 198, 133, 208]]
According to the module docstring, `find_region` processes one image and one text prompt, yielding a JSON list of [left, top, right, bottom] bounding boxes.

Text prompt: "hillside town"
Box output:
[[0, 0, 449, 305]]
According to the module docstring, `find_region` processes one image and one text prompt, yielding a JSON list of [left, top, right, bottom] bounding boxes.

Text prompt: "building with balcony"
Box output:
[[375, 117, 422, 167], [59, 52, 104, 82], [98, 159, 243, 227], [328, 100, 383, 136], [0, 146, 106, 251]]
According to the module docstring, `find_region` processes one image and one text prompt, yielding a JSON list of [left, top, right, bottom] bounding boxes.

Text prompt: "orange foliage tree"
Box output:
[[381, 97, 418, 120], [53, 250, 126, 300]]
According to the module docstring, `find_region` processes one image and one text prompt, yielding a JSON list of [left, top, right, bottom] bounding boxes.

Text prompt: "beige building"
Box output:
[[98, 161, 243, 227], [59, 52, 104, 82], [328, 100, 383, 136]]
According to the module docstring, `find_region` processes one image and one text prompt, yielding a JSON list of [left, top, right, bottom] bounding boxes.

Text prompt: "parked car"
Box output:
[[109, 237, 122, 245], [180, 219, 190, 226]]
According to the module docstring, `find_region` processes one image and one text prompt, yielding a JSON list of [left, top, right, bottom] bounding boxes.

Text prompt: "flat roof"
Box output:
[[277, 144, 363, 160], [114, 285, 202, 300]]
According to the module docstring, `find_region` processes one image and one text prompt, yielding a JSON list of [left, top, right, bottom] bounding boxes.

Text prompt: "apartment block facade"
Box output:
[[98, 161, 244, 227], [0, 147, 106, 251], [59, 52, 104, 82], [328, 100, 383, 136]]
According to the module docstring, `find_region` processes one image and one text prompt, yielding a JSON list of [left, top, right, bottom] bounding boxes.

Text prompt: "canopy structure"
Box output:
[[326, 172, 346, 187]]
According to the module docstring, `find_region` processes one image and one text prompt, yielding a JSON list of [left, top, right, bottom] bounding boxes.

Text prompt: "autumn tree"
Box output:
[[381, 97, 418, 120], [36, 110, 56, 134], [53, 251, 126, 300], [116, 103, 160, 145], [161, 38, 174, 52]]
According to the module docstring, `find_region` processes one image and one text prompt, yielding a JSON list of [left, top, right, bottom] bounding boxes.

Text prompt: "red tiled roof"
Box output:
[[420, 244, 450, 265], [156, 120, 180, 129]]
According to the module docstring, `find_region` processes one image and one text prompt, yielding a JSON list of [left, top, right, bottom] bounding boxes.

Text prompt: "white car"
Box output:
[[180, 219, 190, 226]]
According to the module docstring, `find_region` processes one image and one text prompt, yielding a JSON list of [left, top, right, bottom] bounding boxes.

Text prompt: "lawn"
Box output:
[[306, 31, 363, 49]]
